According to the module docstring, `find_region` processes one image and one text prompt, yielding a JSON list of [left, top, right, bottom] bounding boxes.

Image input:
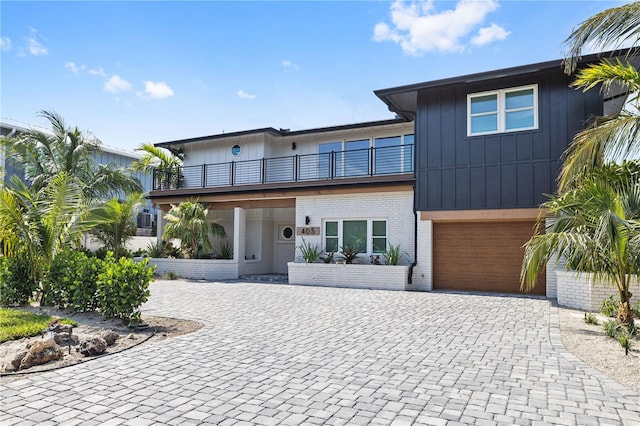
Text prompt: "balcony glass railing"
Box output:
[[152, 144, 414, 191]]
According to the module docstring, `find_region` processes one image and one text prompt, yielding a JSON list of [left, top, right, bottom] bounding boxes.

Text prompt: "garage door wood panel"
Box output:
[[433, 221, 546, 295]]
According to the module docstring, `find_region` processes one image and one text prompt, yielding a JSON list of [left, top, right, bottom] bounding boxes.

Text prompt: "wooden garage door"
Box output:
[[433, 221, 546, 295]]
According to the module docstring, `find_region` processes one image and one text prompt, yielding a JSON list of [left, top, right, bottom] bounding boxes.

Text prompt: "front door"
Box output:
[[274, 224, 295, 274]]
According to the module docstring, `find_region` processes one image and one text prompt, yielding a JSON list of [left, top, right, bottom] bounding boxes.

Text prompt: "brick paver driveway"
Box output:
[[2, 281, 639, 425]]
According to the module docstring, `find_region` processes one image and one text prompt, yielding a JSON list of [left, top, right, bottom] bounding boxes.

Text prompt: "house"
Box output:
[[148, 51, 627, 297], [0, 119, 158, 236], [376, 51, 625, 297], [148, 120, 416, 282]]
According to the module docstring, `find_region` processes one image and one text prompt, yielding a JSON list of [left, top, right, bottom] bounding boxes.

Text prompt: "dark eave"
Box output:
[[375, 49, 635, 120], [154, 118, 409, 150]]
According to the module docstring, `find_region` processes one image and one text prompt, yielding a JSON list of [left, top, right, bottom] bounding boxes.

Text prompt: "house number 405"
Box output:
[[296, 227, 320, 236]]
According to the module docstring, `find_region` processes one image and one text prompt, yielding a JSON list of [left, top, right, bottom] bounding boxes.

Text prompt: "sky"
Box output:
[[0, 0, 628, 152]]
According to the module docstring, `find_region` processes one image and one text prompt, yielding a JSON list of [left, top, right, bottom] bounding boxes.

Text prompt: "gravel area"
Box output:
[[557, 306, 640, 394]]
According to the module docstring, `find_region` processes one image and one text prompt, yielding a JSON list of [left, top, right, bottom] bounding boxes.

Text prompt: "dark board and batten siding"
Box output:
[[415, 69, 603, 212]]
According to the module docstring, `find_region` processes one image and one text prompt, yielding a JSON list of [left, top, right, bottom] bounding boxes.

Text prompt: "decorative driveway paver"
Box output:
[[1, 280, 639, 425]]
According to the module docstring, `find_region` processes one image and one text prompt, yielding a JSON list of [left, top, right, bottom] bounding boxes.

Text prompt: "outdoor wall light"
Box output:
[[292, 142, 297, 150], [305, 216, 310, 225]]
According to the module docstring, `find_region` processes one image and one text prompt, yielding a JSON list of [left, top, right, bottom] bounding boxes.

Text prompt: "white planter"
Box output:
[[288, 262, 409, 291], [142, 258, 239, 281], [556, 270, 640, 311]]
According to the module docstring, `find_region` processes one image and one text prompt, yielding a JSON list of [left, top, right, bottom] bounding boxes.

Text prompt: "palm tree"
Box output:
[[521, 162, 640, 323], [163, 199, 225, 259], [0, 173, 113, 304], [559, 2, 640, 190], [89, 192, 145, 258], [131, 142, 183, 190], [0, 110, 142, 199]]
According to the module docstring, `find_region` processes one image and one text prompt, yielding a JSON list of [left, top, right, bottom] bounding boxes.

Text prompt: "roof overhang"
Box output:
[[374, 49, 636, 119]]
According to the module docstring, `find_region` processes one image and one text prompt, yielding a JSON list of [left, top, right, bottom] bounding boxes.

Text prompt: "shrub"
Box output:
[[321, 252, 334, 264], [218, 241, 234, 259], [339, 246, 359, 264], [600, 296, 618, 318], [46, 249, 101, 311], [584, 312, 598, 325], [604, 320, 620, 338], [383, 244, 404, 265], [298, 238, 321, 263], [96, 253, 155, 323], [0, 255, 37, 306]]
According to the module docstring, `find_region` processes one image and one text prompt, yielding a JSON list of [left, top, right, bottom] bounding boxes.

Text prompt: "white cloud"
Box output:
[[471, 23, 510, 46], [373, 0, 507, 55], [27, 27, 48, 56], [0, 37, 11, 51], [282, 60, 300, 70], [104, 75, 132, 93], [89, 67, 109, 77], [64, 61, 85, 74], [237, 89, 257, 100], [144, 81, 174, 99]]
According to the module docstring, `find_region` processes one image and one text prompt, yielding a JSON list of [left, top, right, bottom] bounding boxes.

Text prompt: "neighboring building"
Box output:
[[0, 119, 157, 235], [149, 51, 629, 296]]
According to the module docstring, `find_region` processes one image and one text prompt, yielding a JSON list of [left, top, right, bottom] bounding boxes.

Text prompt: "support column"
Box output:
[[233, 207, 246, 263], [156, 206, 166, 245]]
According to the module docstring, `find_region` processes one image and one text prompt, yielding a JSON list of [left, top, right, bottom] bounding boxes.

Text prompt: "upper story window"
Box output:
[[468, 85, 538, 136]]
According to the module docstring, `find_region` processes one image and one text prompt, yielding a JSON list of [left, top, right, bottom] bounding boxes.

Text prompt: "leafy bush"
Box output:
[[321, 252, 334, 264], [96, 253, 155, 323], [298, 238, 321, 263], [339, 246, 359, 264], [383, 244, 404, 265], [46, 249, 101, 311], [217, 241, 234, 259], [0, 256, 37, 306], [604, 320, 620, 338], [600, 296, 618, 318], [145, 241, 164, 258], [584, 312, 598, 325]]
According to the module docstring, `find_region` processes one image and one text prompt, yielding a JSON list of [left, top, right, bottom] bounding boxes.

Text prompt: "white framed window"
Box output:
[[467, 85, 538, 136], [323, 219, 387, 255]]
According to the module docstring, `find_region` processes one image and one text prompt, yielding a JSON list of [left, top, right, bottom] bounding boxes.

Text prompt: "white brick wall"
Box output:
[[295, 191, 415, 264], [411, 218, 433, 291], [288, 263, 409, 291], [145, 258, 239, 281], [556, 270, 640, 311]]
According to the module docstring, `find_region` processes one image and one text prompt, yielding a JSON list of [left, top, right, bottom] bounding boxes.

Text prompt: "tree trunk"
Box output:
[[616, 274, 634, 324]]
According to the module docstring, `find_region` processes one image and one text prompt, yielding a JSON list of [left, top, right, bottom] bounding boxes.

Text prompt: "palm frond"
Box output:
[[563, 2, 640, 73]]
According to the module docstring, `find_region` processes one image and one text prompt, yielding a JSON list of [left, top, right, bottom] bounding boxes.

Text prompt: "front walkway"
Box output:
[[1, 281, 639, 425]]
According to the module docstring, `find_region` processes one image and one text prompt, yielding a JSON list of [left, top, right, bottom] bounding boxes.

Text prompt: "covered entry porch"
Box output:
[[154, 198, 295, 280]]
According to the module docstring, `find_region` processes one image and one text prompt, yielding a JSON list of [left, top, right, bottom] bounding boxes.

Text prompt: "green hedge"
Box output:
[[0, 255, 37, 306], [96, 253, 155, 323], [1, 249, 155, 323]]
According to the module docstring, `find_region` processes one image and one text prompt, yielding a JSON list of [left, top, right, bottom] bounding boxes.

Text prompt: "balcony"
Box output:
[[151, 144, 414, 192]]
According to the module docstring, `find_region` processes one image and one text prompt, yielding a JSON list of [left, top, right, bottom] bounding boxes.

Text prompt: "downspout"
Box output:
[[408, 182, 418, 285]]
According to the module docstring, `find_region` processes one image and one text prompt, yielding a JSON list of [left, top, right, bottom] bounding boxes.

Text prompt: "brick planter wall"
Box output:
[[143, 258, 239, 281], [556, 270, 640, 311], [288, 262, 409, 291]]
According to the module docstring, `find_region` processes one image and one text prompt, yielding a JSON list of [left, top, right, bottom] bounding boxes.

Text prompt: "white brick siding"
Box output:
[[288, 263, 409, 291], [411, 218, 433, 291], [294, 191, 415, 264], [556, 270, 640, 311]]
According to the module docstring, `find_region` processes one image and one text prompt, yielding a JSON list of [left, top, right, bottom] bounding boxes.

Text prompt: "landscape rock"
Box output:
[[79, 337, 107, 357], [53, 332, 79, 346], [10, 351, 27, 370], [100, 330, 120, 346], [19, 339, 64, 370]]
